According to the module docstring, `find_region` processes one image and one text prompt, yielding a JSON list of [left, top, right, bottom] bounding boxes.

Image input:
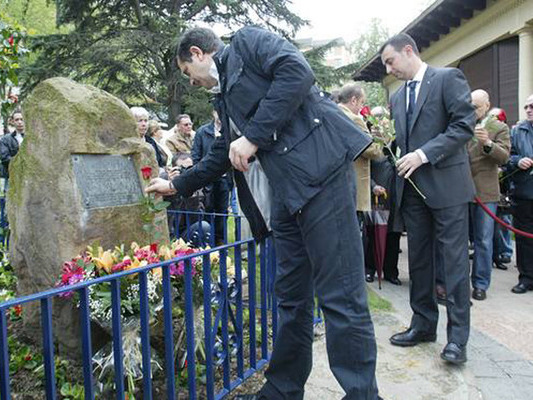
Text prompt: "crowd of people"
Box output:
[[2, 25, 533, 400]]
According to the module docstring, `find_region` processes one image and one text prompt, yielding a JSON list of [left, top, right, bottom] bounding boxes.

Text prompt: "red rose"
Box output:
[[141, 166, 152, 180], [150, 243, 158, 253], [13, 305, 22, 317], [360, 106, 371, 118], [7, 36, 14, 46]]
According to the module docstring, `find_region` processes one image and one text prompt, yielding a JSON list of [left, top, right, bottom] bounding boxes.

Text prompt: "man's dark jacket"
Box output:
[[509, 120, 533, 200], [172, 27, 371, 237], [0, 132, 21, 178]]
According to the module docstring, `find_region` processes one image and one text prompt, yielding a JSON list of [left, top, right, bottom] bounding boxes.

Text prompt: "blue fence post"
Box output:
[[201, 254, 215, 400], [219, 248, 230, 390], [162, 266, 176, 400], [234, 235, 244, 380], [269, 239, 278, 345], [40, 298, 57, 400], [184, 259, 197, 400], [259, 241, 268, 360], [0, 307, 10, 400], [209, 214, 215, 247], [247, 242, 257, 370], [78, 287, 95, 400], [110, 279, 125, 399], [138, 271, 153, 400]]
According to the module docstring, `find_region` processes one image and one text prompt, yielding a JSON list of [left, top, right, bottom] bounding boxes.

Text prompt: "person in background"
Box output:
[[148, 119, 172, 168], [468, 90, 510, 301], [488, 107, 514, 269], [192, 111, 232, 245], [0, 108, 25, 182], [165, 114, 195, 156], [167, 152, 211, 247], [130, 107, 167, 175], [337, 84, 383, 282], [368, 106, 403, 286], [507, 94, 533, 294]]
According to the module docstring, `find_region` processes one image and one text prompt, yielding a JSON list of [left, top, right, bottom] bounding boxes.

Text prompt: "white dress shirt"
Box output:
[[405, 63, 429, 164]]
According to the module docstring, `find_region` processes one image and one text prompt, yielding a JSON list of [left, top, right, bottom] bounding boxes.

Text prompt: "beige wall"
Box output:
[[384, 0, 533, 118]]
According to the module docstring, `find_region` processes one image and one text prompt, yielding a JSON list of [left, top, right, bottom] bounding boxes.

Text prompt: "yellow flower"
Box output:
[[158, 245, 173, 261], [124, 257, 147, 278], [209, 252, 220, 264], [130, 242, 140, 251], [152, 267, 163, 280], [93, 250, 115, 274]]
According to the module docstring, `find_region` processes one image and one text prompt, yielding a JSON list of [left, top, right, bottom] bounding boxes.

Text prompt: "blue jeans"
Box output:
[[471, 202, 497, 290], [493, 213, 513, 259]]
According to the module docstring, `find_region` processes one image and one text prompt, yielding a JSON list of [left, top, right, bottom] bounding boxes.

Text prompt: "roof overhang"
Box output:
[[352, 0, 488, 82]]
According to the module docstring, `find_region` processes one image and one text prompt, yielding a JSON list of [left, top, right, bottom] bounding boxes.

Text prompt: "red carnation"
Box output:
[[150, 243, 158, 253], [141, 166, 152, 180]]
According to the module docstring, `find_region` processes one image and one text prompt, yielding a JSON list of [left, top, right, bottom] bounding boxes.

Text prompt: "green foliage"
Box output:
[[301, 39, 349, 90], [0, 16, 28, 132], [349, 18, 390, 108], [16, 0, 306, 125]]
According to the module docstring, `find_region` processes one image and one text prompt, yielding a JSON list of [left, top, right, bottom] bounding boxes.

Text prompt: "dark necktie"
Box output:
[[406, 80, 418, 152]]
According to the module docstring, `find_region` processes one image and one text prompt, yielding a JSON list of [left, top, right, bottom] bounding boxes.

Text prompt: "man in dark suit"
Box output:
[[380, 33, 476, 364], [147, 26, 381, 400]]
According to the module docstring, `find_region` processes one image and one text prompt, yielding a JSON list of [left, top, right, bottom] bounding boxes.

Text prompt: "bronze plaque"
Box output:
[[72, 154, 143, 209]]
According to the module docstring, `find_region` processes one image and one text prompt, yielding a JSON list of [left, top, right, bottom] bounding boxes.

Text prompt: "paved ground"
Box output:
[[304, 236, 533, 400]]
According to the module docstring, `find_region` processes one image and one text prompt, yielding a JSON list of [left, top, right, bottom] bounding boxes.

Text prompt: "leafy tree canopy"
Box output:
[[13, 0, 306, 126]]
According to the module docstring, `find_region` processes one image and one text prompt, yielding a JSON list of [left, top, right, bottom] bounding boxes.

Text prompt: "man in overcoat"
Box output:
[[147, 26, 381, 400]]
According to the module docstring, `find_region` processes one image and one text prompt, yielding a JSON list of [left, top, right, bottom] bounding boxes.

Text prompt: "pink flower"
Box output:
[[134, 248, 151, 260], [112, 259, 132, 272]]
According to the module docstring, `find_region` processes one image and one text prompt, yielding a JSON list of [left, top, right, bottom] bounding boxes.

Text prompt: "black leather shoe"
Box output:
[[511, 282, 533, 294], [472, 288, 486, 301], [390, 328, 436, 347], [385, 277, 402, 286], [493, 259, 508, 270], [499, 255, 511, 264], [440, 342, 467, 364], [365, 273, 375, 283]]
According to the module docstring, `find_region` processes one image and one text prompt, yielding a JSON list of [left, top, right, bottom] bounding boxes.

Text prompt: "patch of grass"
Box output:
[[368, 288, 393, 312]]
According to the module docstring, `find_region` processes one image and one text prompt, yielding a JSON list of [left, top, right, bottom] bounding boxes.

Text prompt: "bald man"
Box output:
[[468, 90, 510, 301]]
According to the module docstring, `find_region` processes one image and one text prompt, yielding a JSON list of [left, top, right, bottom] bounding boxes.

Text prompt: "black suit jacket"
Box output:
[[390, 66, 476, 209]]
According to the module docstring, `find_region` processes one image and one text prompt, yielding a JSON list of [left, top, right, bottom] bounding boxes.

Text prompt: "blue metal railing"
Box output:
[[0, 210, 278, 400]]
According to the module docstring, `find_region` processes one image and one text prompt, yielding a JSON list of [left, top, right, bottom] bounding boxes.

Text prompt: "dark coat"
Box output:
[[173, 27, 371, 228], [508, 120, 533, 200], [390, 66, 476, 209], [0, 132, 21, 178]]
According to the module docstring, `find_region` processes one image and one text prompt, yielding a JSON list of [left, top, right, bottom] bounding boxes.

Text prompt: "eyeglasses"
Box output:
[[525, 104, 533, 110]]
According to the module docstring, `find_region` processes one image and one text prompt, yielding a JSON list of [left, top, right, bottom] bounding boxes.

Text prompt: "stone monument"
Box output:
[[7, 77, 168, 354]]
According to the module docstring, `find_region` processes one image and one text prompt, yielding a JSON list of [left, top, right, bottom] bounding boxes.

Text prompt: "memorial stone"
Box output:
[[7, 77, 168, 354]]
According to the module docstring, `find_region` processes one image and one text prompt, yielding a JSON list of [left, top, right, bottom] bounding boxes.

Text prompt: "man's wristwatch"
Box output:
[[169, 180, 176, 193], [483, 140, 493, 153]]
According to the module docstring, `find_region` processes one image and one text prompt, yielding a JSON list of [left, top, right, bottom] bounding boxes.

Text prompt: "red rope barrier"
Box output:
[[474, 196, 533, 239]]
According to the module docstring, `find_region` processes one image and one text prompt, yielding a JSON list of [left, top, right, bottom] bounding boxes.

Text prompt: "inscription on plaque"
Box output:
[[72, 154, 143, 209]]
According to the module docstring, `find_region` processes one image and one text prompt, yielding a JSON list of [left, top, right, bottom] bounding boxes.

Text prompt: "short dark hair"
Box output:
[[172, 152, 192, 167], [338, 84, 364, 104], [177, 27, 223, 63], [379, 33, 419, 56], [10, 107, 22, 119]]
